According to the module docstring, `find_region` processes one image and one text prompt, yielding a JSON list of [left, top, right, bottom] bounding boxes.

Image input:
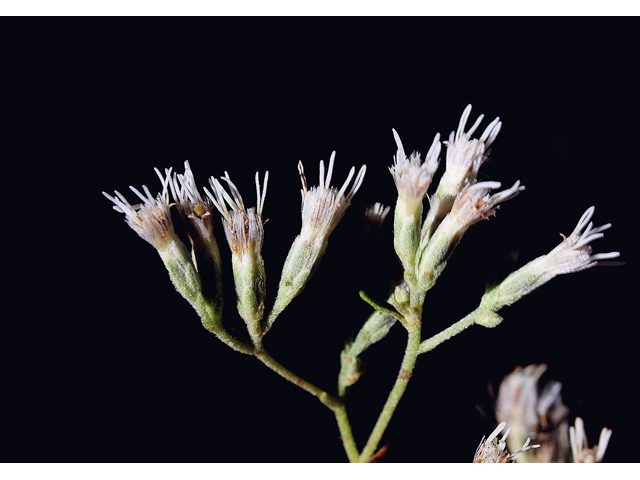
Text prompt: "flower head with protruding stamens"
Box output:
[[440, 104, 502, 195], [298, 151, 366, 240], [480, 206, 621, 311], [449, 180, 525, 233], [266, 153, 366, 328], [473, 421, 539, 463], [206, 170, 269, 255], [102, 168, 179, 251], [389, 129, 441, 214]]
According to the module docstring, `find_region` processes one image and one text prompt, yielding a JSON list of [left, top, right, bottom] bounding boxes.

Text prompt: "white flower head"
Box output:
[[539, 206, 621, 276], [206, 171, 269, 255], [449, 180, 525, 232], [474, 421, 539, 463], [298, 151, 366, 240], [570, 417, 612, 463], [389, 129, 441, 213], [103, 168, 179, 251], [440, 104, 502, 196]]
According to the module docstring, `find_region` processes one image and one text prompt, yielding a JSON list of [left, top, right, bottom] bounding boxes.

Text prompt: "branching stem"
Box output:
[[253, 347, 360, 461]]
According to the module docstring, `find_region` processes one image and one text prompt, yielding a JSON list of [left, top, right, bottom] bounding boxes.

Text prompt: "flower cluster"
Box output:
[[103, 104, 620, 463]]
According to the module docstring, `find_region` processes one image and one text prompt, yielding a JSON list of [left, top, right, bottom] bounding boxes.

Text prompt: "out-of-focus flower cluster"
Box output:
[[491, 364, 612, 463]]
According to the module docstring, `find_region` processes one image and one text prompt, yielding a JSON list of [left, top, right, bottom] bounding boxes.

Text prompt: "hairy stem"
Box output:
[[358, 321, 422, 462]]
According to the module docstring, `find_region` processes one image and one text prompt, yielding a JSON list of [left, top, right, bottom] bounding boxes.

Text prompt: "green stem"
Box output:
[[253, 348, 360, 461], [334, 403, 360, 463], [418, 310, 479, 354], [358, 322, 422, 462]]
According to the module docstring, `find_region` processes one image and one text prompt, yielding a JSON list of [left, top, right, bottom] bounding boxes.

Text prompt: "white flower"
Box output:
[[206, 170, 268, 255], [298, 151, 366, 241], [570, 417, 612, 463], [389, 129, 440, 214], [473, 421, 539, 463], [439, 104, 502, 197], [102, 168, 179, 251], [448, 180, 525, 233]]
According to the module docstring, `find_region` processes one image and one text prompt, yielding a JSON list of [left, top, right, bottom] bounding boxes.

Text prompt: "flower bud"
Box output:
[[338, 309, 398, 396]]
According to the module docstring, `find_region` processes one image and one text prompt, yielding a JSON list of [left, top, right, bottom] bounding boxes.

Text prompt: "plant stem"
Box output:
[[418, 309, 479, 354], [253, 347, 360, 461], [254, 348, 332, 402], [358, 321, 422, 462], [334, 403, 360, 463]]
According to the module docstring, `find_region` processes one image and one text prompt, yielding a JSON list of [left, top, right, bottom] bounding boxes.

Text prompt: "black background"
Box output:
[[5, 18, 636, 463]]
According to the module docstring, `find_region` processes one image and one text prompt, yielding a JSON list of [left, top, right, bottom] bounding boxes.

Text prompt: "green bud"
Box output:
[[393, 201, 422, 281], [338, 307, 399, 395], [231, 252, 266, 339]]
